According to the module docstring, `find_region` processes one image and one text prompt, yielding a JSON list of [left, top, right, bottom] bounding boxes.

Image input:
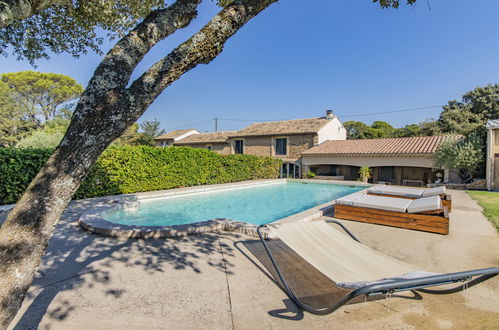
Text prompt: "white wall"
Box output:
[[317, 117, 347, 144]]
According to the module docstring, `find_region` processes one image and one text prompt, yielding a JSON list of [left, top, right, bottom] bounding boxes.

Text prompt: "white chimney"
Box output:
[[325, 109, 335, 120]]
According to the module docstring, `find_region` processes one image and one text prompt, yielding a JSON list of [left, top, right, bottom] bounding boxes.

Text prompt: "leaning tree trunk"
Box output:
[[0, 0, 277, 327]]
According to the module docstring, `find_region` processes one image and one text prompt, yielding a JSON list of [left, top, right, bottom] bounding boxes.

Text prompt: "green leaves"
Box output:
[[434, 134, 484, 179], [0, 146, 281, 204]]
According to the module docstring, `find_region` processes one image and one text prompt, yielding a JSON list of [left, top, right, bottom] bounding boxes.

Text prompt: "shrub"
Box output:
[[306, 170, 316, 179], [0, 147, 54, 204], [0, 146, 281, 204], [358, 166, 372, 182]]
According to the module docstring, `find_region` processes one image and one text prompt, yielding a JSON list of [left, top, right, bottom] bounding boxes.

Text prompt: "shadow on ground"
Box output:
[[11, 199, 235, 329]]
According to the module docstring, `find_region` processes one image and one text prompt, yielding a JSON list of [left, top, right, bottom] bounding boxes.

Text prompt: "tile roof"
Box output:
[[154, 129, 197, 140], [175, 131, 235, 144], [230, 117, 331, 137], [486, 119, 499, 129], [302, 135, 461, 156]]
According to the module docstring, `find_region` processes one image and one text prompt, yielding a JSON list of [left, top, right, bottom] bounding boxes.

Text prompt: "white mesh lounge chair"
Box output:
[[257, 220, 499, 315], [368, 185, 452, 211], [335, 194, 449, 234]]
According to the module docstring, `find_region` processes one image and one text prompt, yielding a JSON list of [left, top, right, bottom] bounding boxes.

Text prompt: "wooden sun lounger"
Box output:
[[334, 195, 449, 234], [334, 204, 449, 235]]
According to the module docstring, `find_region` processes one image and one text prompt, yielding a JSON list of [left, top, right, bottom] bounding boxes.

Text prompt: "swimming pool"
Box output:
[[103, 182, 364, 226]]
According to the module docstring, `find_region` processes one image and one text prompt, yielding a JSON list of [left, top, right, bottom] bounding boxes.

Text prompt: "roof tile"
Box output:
[[302, 135, 461, 156]]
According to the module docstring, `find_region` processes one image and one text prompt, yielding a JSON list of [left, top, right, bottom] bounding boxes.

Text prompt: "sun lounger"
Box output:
[[256, 220, 499, 315], [334, 194, 449, 234], [367, 185, 452, 211]]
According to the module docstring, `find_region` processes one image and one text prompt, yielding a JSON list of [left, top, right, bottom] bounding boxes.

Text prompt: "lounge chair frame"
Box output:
[[334, 204, 449, 234], [256, 221, 499, 315], [367, 192, 452, 212]]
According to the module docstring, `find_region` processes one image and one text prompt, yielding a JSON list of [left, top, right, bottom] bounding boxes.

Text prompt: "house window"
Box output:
[[207, 145, 212, 151], [379, 166, 395, 181], [234, 140, 244, 154], [275, 138, 287, 155]]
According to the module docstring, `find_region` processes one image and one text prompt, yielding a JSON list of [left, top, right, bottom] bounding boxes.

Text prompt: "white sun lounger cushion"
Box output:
[[375, 186, 424, 197], [269, 221, 435, 287], [351, 195, 412, 213], [422, 186, 446, 197], [406, 196, 442, 213], [366, 185, 387, 195]]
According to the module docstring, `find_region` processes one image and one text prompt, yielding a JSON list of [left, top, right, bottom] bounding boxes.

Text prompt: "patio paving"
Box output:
[[3, 190, 499, 329]]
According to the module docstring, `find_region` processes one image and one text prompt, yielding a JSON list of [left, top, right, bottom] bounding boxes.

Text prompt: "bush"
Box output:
[[0, 147, 54, 204], [0, 146, 281, 204], [306, 170, 316, 179]]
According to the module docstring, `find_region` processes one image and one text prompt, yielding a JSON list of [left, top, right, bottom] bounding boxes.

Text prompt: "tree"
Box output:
[[0, 81, 34, 146], [393, 124, 421, 137], [0, 0, 167, 63], [344, 120, 369, 139], [140, 118, 166, 139], [0, 0, 417, 327], [1, 71, 83, 126], [112, 123, 151, 146], [418, 119, 441, 136], [434, 134, 484, 182], [0, 1, 280, 326]]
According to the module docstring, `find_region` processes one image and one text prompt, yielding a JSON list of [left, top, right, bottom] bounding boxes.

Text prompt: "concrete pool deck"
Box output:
[[2, 189, 498, 329]]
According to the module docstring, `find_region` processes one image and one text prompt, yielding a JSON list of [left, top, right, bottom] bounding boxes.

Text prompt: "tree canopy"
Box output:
[[1, 71, 83, 125]]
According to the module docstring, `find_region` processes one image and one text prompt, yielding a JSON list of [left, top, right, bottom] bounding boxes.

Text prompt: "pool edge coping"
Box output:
[[78, 179, 371, 239]]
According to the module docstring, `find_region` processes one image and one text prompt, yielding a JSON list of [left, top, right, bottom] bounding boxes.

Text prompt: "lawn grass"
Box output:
[[467, 191, 499, 230]]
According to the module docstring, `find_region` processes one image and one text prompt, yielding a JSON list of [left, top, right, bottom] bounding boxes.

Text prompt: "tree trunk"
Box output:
[[0, 0, 277, 327]]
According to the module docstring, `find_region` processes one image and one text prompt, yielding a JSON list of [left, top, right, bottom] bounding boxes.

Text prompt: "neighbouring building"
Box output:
[[154, 129, 199, 147], [486, 119, 499, 191], [227, 110, 347, 177], [174, 131, 236, 155], [301, 135, 461, 186]]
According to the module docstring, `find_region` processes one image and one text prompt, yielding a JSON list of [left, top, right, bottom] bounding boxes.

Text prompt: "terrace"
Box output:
[[2, 187, 498, 329]]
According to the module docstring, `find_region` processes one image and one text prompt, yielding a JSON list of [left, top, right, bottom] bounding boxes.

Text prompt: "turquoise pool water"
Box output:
[[103, 182, 364, 226]]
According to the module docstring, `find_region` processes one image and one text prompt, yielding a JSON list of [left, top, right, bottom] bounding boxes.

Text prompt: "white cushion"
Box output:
[[374, 186, 424, 197], [422, 186, 446, 197], [352, 195, 412, 213], [367, 185, 386, 195], [407, 196, 442, 213]]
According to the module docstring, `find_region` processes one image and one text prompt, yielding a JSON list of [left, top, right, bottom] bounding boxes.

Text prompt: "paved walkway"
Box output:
[[4, 190, 499, 329]]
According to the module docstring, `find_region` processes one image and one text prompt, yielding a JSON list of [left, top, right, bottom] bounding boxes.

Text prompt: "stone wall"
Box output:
[[230, 134, 316, 160]]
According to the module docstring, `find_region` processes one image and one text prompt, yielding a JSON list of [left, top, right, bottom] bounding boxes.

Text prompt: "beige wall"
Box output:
[[302, 155, 435, 168], [486, 128, 499, 190], [229, 134, 316, 161]]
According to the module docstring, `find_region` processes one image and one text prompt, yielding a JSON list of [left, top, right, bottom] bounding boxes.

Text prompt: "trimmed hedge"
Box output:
[[0, 146, 281, 205]]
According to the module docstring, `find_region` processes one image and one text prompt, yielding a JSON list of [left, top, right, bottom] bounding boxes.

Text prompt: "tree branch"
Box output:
[[77, 0, 202, 112], [127, 0, 278, 113], [0, 0, 66, 28]]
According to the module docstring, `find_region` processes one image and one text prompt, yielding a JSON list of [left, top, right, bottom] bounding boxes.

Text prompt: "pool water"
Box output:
[[103, 182, 364, 226]]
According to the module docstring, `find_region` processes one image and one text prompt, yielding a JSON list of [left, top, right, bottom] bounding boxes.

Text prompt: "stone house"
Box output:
[[301, 135, 461, 186], [227, 110, 346, 177], [486, 119, 499, 191], [154, 129, 199, 147]]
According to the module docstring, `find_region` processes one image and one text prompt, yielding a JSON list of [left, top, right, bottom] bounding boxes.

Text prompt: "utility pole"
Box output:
[[214, 117, 218, 132]]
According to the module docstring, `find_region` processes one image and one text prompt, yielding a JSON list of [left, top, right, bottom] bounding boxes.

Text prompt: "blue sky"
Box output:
[[1, 0, 498, 133]]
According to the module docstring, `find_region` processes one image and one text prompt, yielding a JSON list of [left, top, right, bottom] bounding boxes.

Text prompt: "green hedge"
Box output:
[[0, 146, 281, 205]]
